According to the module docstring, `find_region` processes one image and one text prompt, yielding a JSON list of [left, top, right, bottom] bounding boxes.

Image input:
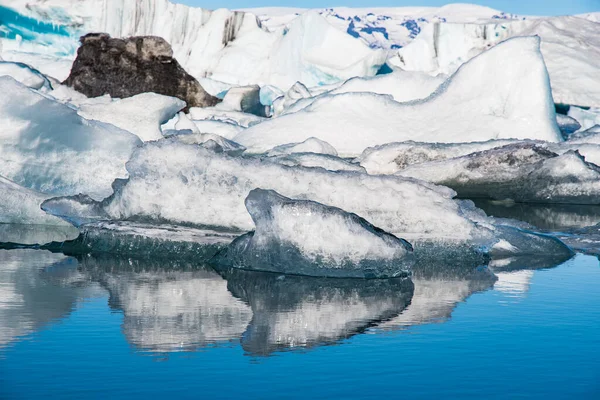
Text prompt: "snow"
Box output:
[[0, 61, 51, 90], [235, 37, 562, 157], [0, 76, 141, 200], [0, 176, 70, 226], [397, 143, 600, 204], [266, 137, 338, 157], [78, 93, 186, 142], [390, 16, 600, 108], [213, 189, 413, 278]]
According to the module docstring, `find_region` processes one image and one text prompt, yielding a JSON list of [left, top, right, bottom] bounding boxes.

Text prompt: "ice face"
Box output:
[[235, 37, 562, 157], [212, 189, 414, 278], [0, 76, 141, 200], [78, 92, 186, 142], [556, 114, 581, 138], [397, 143, 600, 205], [0, 175, 70, 226], [217, 266, 413, 356]]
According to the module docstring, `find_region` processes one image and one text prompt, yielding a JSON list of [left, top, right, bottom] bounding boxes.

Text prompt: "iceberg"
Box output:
[[235, 37, 562, 156], [390, 16, 600, 108], [168, 131, 246, 155], [568, 107, 600, 132], [212, 189, 414, 278], [397, 143, 600, 205], [217, 266, 413, 356], [0, 76, 141, 199], [267, 153, 365, 173], [78, 92, 186, 142], [188, 107, 266, 128]]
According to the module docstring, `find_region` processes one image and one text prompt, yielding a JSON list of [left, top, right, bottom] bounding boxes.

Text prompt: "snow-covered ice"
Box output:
[[0, 61, 52, 90], [235, 37, 562, 156], [212, 189, 414, 278], [266, 137, 338, 157], [267, 153, 365, 173], [0, 76, 141, 199]]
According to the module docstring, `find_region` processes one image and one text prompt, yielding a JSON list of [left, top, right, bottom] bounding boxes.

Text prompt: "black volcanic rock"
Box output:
[[63, 33, 219, 109]]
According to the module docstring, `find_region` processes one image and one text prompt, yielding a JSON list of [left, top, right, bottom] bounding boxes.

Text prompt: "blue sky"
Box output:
[[179, 0, 599, 16]]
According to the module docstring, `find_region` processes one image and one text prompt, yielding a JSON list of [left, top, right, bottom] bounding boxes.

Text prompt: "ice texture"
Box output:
[[235, 37, 562, 156], [169, 131, 246, 155], [0, 76, 141, 199], [212, 189, 414, 278], [397, 143, 600, 205], [78, 92, 186, 141], [0, 176, 70, 226]]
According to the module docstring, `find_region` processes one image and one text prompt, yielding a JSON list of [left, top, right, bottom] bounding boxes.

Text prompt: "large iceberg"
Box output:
[[235, 37, 562, 156], [389, 16, 600, 108], [0, 76, 141, 199], [212, 189, 414, 278], [398, 143, 600, 205]]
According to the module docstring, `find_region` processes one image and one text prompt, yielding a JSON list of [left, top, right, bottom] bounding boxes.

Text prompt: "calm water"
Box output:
[[0, 246, 598, 399]]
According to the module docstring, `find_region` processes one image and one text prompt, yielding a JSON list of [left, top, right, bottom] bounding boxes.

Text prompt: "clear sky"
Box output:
[[178, 0, 599, 16]]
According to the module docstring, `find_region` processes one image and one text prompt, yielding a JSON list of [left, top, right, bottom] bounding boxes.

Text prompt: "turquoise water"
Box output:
[[0, 248, 598, 399]]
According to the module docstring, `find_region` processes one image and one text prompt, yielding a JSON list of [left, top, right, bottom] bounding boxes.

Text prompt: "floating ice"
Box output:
[[168, 131, 246, 155], [78, 92, 186, 141], [188, 107, 266, 128], [0, 76, 141, 199], [556, 114, 582, 138], [398, 143, 600, 205], [235, 37, 562, 156], [217, 85, 265, 116], [568, 107, 600, 132], [212, 189, 414, 278], [189, 119, 245, 139]]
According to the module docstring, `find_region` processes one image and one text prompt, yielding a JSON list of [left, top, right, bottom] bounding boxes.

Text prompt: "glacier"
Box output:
[[211, 189, 414, 278], [235, 37, 562, 156]]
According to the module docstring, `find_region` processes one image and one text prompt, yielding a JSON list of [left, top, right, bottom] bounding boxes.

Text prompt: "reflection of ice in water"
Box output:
[[0, 250, 89, 349], [82, 259, 252, 353], [219, 267, 414, 356], [493, 270, 534, 297], [377, 264, 497, 329]]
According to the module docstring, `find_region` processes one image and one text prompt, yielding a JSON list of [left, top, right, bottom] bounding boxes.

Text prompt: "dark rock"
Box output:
[[63, 33, 219, 109]]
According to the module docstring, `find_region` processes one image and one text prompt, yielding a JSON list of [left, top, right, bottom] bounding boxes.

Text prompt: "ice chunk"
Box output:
[[568, 125, 600, 144], [0, 76, 141, 199], [217, 85, 266, 116], [0, 61, 51, 90], [398, 143, 600, 205], [235, 37, 562, 156], [0, 175, 71, 226], [216, 266, 413, 355], [266, 137, 338, 157], [78, 92, 186, 141], [556, 114, 581, 138], [267, 153, 365, 173], [212, 189, 414, 278]]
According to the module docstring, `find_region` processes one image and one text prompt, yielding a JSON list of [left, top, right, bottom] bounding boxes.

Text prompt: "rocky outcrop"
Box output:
[[63, 33, 219, 109]]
